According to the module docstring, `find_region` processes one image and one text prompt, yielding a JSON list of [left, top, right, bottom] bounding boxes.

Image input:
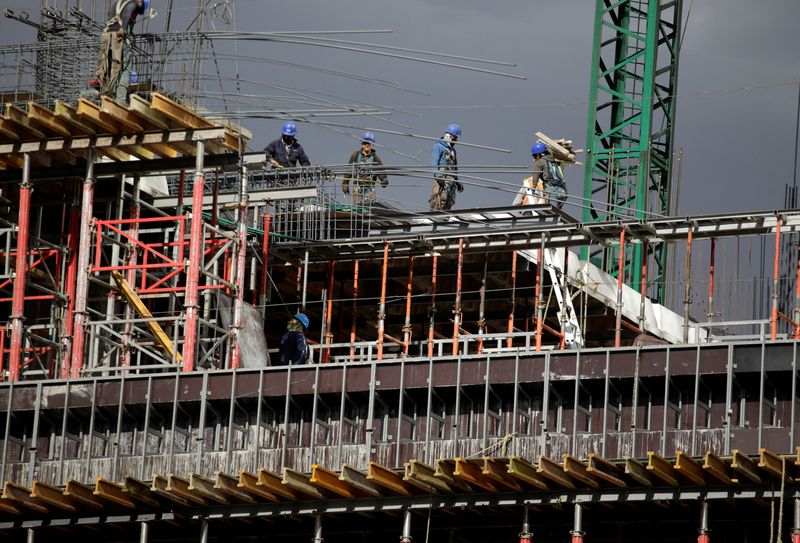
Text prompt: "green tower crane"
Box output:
[[582, 0, 683, 304]]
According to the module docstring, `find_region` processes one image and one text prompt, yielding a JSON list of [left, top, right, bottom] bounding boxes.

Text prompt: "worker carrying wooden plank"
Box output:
[[514, 134, 578, 209]]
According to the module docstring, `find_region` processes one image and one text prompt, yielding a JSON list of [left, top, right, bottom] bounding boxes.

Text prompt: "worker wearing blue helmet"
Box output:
[[264, 122, 312, 169], [513, 141, 568, 209], [92, 0, 150, 103], [343, 131, 389, 206], [278, 313, 310, 365], [429, 124, 463, 211]]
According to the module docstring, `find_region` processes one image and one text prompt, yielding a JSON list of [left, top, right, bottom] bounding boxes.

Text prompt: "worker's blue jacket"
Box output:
[[431, 139, 458, 180]]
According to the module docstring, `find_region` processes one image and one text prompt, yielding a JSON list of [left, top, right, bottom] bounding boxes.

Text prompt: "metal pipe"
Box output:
[[560, 247, 569, 350], [683, 226, 694, 344], [69, 150, 95, 378], [536, 237, 545, 351], [312, 512, 324, 543], [377, 242, 389, 360], [120, 176, 141, 368], [507, 250, 517, 348], [772, 216, 782, 340], [571, 502, 584, 543], [792, 497, 800, 543], [614, 228, 626, 348], [200, 519, 209, 543], [427, 255, 438, 358], [259, 208, 271, 310], [60, 200, 80, 379], [698, 500, 710, 543], [400, 509, 412, 543], [403, 256, 414, 356], [795, 239, 800, 339], [453, 238, 464, 356], [639, 241, 648, 332], [26, 527, 34, 543], [139, 521, 149, 543], [230, 167, 249, 369], [350, 260, 359, 362], [707, 238, 716, 324], [9, 154, 31, 382], [519, 504, 532, 543], [301, 249, 309, 311], [477, 254, 487, 354], [181, 142, 205, 372], [323, 260, 335, 363]]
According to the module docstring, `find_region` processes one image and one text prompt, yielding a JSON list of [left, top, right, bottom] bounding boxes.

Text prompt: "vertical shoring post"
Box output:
[[724, 344, 734, 454], [69, 150, 95, 378], [772, 216, 782, 340], [683, 225, 694, 343], [60, 199, 80, 378], [792, 496, 800, 543], [200, 519, 209, 543], [26, 383, 41, 487], [614, 228, 626, 348], [453, 238, 464, 356], [259, 207, 271, 311], [9, 154, 31, 382], [230, 167, 249, 369], [707, 238, 716, 325], [661, 347, 671, 456], [428, 255, 438, 358], [508, 251, 517, 348], [478, 254, 487, 354], [182, 142, 205, 372], [698, 501, 710, 543], [323, 260, 335, 363], [399, 508, 412, 543], [639, 241, 648, 332], [312, 513, 324, 543], [139, 521, 149, 543], [536, 237, 545, 351], [120, 176, 141, 368], [403, 257, 414, 356], [560, 247, 570, 350], [302, 250, 309, 312], [571, 502, 584, 543], [377, 242, 389, 361], [540, 352, 551, 457], [350, 261, 359, 362], [794, 234, 800, 338], [26, 528, 34, 543], [519, 504, 532, 543]]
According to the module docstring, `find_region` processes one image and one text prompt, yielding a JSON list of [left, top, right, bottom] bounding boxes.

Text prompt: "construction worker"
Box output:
[[343, 131, 388, 206], [278, 313, 310, 365], [513, 142, 568, 208], [264, 122, 311, 169], [91, 0, 150, 104], [429, 123, 463, 211]]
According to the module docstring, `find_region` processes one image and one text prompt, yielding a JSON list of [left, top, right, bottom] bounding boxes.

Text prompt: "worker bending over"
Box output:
[[264, 122, 311, 169]]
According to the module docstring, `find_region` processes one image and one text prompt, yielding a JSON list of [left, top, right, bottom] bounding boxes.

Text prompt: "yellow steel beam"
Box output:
[[239, 471, 279, 502], [64, 480, 105, 510], [759, 448, 790, 480], [563, 455, 600, 488], [189, 474, 229, 504], [404, 460, 451, 493], [453, 458, 499, 492], [537, 456, 575, 488], [624, 458, 654, 487], [310, 465, 362, 499], [150, 476, 191, 506], [367, 462, 414, 496], [215, 472, 257, 503], [94, 478, 137, 509], [482, 457, 522, 492], [340, 465, 383, 497], [122, 477, 160, 507], [31, 481, 77, 513], [674, 452, 705, 485], [165, 475, 206, 505], [282, 468, 327, 500], [3, 482, 49, 514], [731, 450, 762, 484], [646, 452, 678, 486], [702, 452, 733, 485], [435, 460, 473, 492], [258, 469, 299, 501], [507, 456, 549, 490], [587, 454, 626, 488]]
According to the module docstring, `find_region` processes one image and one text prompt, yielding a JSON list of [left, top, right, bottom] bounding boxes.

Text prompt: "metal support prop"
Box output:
[[639, 241, 648, 331], [60, 200, 80, 378], [400, 508, 413, 543], [478, 254, 487, 354], [698, 500, 710, 543], [120, 176, 141, 368], [772, 216, 782, 340], [301, 250, 309, 311], [200, 519, 209, 543], [403, 256, 415, 356], [323, 260, 335, 363], [9, 154, 31, 382], [614, 228, 626, 348], [707, 238, 716, 323], [508, 250, 517, 348], [312, 512, 324, 543], [792, 497, 800, 543], [27, 527, 34, 543], [230, 167, 249, 369], [683, 226, 694, 343], [377, 242, 389, 360], [535, 237, 545, 351], [259, 208, 271, 310], [69, 150, 96, 378], [519, 504, 532, 543], [560, 246, 570, 350], [571, 502, 584, 543], [140, 521, 149, 543], [428, 255, 438, 358], [350, 260, 359, 362], [182, 142, 205, 372], [453, 238, 464, 356], [795, 240, 800, 339]]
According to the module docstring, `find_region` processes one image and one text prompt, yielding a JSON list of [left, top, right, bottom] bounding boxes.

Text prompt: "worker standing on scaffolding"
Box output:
[[92, 0, 149, 104], [278, 313, 310, 365], [513, 141, 567, 208], [264, 122, 311, 169], [429, 123, 463, 211], [343, 131, 388, 206]]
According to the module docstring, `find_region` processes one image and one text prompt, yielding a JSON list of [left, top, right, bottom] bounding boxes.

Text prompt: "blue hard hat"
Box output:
[[446, 123, 462, 137], [531, 141, 548, 156], [293, 313, 310, 329], [281, 121, 298, 137], [129, 70, 138, 84], [142, 0, 150, 12], [361, 131, 376, 144]]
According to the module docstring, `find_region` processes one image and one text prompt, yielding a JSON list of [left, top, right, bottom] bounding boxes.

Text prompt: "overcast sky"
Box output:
[[2, 0, 800, 218]]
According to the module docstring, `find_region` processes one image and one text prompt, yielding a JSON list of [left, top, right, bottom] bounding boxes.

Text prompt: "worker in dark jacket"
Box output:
[[91, 0, 149, 103], [343, 131, 388, 205], [264, 122, 311, 169], [278, 313, 310, 365]]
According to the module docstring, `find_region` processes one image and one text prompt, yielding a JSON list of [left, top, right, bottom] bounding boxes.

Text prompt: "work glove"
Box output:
[[456, 182, 464, 192], [342, 184, 350, 195], [380, 178, 388, 188]]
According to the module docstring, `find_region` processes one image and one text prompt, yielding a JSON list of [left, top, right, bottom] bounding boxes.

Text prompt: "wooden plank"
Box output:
[[537, 456, 575, 488], [122, 477, 160, 507], [164, 475, 206, 505], [563, 455, 600, 488], [3, 482, 49, 513], [112, 270, 181, 362], [506, 456, 549, 490], [311, 465, 363, 499], [189, 474, 229, 504], [64, 480, 105, 509], [31, 481, 76, 512], [94, 478, 136, 509], [674, 452, 706, 485], [215, 472, 256, 503], [482, 457, 522, 492], [453, 458, 500, 492], [624, 458, 654, 487], [646, 452, 679, 486], [150, 476, 190, 506], [238, 471, 279, 502], [759, 448, 790, 480], [404, 460, 451, 493], [703, 452, 733, 485], [587, 454, 627, 488], [435, 460, 473, 492], [339, 465, 383, 497], [282, 468, 327, 500], [130, 95, 197, 156], [367, 462, 414, 496], [257, 469, 299, 501], [731, 450, 762, 484]]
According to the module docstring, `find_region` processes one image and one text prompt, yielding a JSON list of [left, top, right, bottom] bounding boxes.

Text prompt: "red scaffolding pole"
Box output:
[[453, 238, 464, 356], [8, 154, 31, 382], [403, 256, 414, 356], [182, 143, 205, 372], [427, 255, 438, 358], [377, 242, 389, 361], [772, 216, 782, 340]]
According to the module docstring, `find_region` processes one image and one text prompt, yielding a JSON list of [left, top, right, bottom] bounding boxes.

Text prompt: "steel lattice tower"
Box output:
[[582, 0, 683, 304]]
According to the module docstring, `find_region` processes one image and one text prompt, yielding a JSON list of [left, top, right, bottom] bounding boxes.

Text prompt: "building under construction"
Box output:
[[1, 2, 800, 542]]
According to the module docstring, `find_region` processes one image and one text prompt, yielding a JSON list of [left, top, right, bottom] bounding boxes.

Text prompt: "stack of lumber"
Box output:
[[535, 131, 582, 165]]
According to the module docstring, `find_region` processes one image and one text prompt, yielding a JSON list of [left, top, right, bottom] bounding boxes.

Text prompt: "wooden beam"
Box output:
[[674, 452, 705, 485], [482, 457, 522, 491], [150, 92, 214, 129], [165, 475, 206, 505], [215, 471, 256, 503], [367, 462, 414, 496], [2, 482, 49, 513], [189, 474, 229, 504], [731, 450, 762, 484], [646, 452, 679, 486], [537, 456, 576, 488], [94, 478, 136, 509], [404, 460, 452, 493], [340, 465, 384, 497], [507, 456, 550, 490], [258, 469, 299, 501], [282, 468, 327, 500], [759, 448, 790, 480], [239, 471, 279, 502], [64, 480, 106, 509], [624, 458, 654, 487], [563, 455, 600, 488], [453, 458, 500, 492], [122, 477, 160, 507], [587, 454, 627, 488], [703, 452, 733, 485], [31, 481, 77, 512]]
